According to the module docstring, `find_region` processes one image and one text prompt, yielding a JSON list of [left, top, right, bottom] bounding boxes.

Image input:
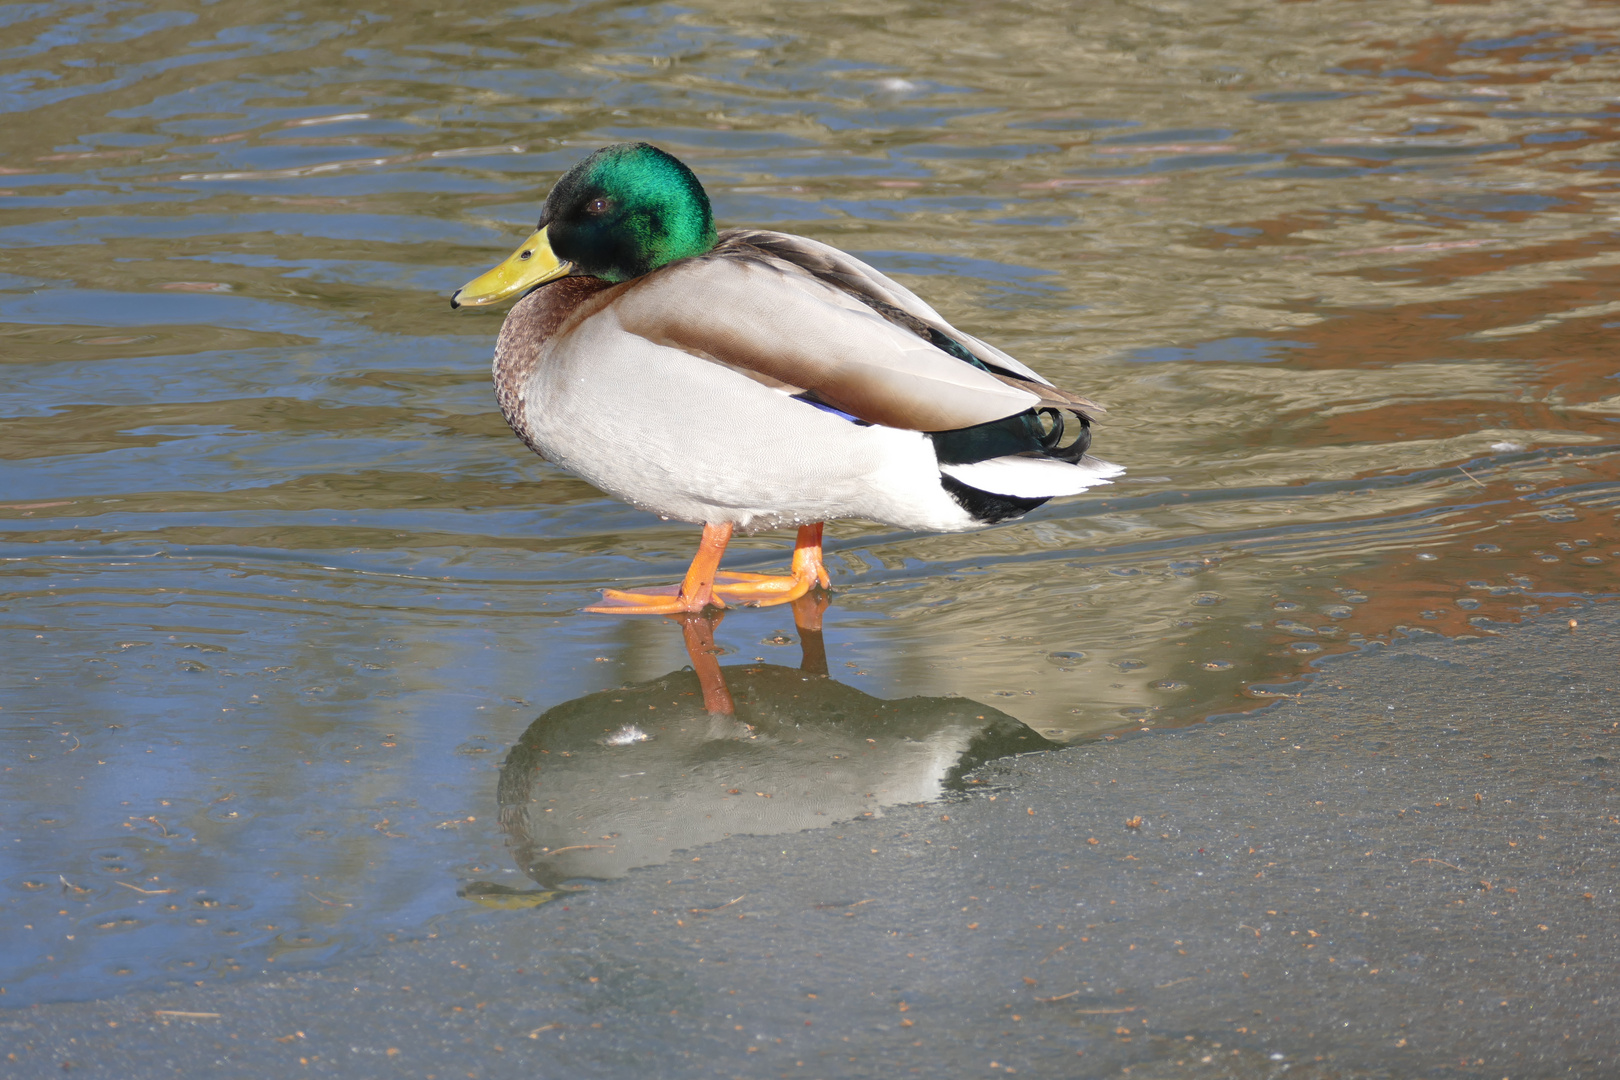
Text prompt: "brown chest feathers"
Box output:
[[491, 276, 615, 455]]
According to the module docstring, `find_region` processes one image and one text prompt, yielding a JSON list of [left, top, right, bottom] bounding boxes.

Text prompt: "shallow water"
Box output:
[[3, 0, 1618, 1007]]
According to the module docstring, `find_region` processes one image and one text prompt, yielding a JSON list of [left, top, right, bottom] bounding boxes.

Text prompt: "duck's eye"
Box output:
[[518, 250, 532, 261], [587, 197, 609, 215]]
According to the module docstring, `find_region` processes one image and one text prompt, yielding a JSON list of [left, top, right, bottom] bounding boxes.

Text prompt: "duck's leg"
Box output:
[[585, 522, 734, 615], [710, 523, 831, 608]]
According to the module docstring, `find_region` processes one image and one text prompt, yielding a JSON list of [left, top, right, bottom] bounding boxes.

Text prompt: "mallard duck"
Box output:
[[452, 142, 1121, 614]]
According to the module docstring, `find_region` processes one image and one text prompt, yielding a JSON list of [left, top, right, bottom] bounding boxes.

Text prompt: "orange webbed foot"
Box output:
[[707, 523, 829, 608], [583, 584, 724, 616], [710, 569, 813, 608], [582, 522, 735, 616]]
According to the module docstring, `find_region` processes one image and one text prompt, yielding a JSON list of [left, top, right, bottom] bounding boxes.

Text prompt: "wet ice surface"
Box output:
[[11, 604, 1616, 1078]]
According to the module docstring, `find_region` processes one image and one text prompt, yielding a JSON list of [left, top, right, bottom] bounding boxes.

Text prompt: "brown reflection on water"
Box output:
[[1330, 450, 1618, 632], [1158, 226, 1620, 718]]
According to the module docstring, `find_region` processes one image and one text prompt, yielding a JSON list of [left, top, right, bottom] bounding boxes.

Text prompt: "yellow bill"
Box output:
[[450, 226, 572, 308]]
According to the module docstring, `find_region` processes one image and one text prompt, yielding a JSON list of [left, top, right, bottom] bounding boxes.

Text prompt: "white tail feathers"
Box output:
[[939, 454, 1123, 498]]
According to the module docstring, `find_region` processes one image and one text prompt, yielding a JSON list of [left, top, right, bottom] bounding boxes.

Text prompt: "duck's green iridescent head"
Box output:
[[542, 143, 716, 282], [451, 142, 715, 308]]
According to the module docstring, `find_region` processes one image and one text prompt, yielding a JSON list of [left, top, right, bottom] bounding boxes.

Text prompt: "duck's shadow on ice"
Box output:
[[463, 594, 1055, 905]]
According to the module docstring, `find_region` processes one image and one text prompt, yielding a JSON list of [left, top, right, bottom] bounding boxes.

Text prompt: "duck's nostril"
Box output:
[[519, 250, 532, 260]]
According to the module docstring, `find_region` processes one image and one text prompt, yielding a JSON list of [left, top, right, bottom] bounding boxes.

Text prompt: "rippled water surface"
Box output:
[[4, 0, 1619, 1006]]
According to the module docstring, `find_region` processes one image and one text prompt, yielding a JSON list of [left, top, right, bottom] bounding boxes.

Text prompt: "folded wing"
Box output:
[[608, 238, 1049, 432], [717, 230, 1105, 416]]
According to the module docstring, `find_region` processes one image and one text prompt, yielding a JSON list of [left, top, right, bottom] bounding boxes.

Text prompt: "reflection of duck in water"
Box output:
[[490, 595, 1055, 892]]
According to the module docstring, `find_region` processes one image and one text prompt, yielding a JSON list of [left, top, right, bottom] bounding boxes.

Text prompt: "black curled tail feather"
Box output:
[[1037, 409, 1090, 463]]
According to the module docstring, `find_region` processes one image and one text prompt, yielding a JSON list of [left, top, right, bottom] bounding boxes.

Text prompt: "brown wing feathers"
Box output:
[[713, 230, 1103, 422]]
